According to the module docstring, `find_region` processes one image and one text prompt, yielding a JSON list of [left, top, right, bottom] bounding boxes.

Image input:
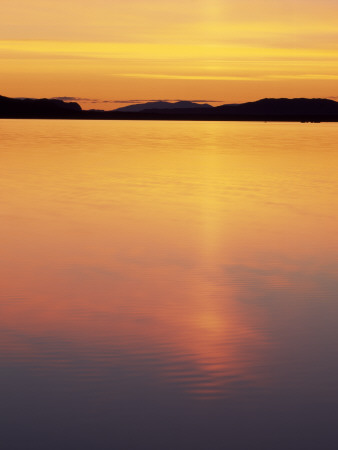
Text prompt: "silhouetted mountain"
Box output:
[[0, 95, 82, 118], [129, 97, 338, 121], [215, 98, 338, 116], [115, 100, 212, 112], [1, 94, 338, 121]]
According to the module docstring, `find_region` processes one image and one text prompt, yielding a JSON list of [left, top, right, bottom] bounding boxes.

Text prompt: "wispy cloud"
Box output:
[[112, 99, 222, 104], [51, 97, 222, 104], [123, 73, 254, 81], [51, 96, 94, 102]]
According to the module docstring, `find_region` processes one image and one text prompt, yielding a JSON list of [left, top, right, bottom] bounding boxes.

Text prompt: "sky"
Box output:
[[1, 0, 338, 109]]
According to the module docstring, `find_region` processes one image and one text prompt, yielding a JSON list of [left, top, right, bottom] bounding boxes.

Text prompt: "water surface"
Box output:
[[1, 120, 338, 449]]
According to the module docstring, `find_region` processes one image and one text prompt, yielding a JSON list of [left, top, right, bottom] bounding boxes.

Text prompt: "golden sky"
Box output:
[[1, 0, 338, 109]]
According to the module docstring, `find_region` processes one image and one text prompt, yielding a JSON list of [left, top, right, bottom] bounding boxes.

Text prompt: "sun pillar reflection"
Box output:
[[158, 127, 269, 399]]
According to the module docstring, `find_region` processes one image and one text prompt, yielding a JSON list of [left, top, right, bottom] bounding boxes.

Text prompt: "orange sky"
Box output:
[[1, 0, 338, 109]]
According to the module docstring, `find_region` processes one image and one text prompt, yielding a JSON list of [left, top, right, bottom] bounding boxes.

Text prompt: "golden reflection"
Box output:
[[1, 120, 337, 398]]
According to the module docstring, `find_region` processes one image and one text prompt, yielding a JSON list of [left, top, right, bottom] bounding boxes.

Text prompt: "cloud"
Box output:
[[51, 97, 222, 104], [51, 96, 93, 102], [110, 99, 222, 104], [123, 73, 254, 81]]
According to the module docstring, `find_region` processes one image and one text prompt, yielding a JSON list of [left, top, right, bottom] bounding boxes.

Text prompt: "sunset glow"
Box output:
[[1, 0, 338, 108]]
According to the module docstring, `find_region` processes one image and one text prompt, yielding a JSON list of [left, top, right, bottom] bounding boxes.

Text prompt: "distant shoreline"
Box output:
[[0, 117, 332, 123], [0, 113, 334, 123], [1, 95, 338, 122]]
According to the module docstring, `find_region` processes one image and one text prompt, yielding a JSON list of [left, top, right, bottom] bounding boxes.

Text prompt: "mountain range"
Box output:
[[1, 95, 338, 121], [114, 100, 213, 112]]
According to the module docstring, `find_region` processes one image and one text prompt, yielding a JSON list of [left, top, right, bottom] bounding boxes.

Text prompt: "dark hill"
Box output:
[[0, 95, 82, 118], [215, 98, 338, 116]]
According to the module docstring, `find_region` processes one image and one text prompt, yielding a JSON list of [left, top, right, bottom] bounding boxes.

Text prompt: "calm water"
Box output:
[[1, 120, 338, 450]]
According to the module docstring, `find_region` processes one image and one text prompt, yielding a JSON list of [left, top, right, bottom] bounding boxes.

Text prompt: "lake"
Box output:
[[1, 119, 338, 450]]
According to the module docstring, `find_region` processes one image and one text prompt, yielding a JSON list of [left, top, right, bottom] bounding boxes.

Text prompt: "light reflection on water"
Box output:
[[0, 120, 338, 449]]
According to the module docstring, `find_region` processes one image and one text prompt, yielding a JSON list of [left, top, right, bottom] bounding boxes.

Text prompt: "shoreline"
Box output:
[[0, 113, 335, 122]]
